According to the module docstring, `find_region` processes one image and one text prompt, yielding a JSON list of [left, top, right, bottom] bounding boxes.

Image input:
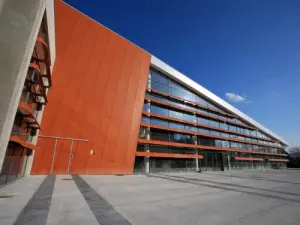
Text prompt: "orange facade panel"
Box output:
[[267, 159, 289, 162], [138, 139, 287, 157], [233, 157, 264, 161], [31, 0, 151, 174]]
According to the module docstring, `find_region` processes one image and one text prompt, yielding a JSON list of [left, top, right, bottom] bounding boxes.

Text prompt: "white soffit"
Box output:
[[46, 0, 56, 71], [151, 55, 289, 146]]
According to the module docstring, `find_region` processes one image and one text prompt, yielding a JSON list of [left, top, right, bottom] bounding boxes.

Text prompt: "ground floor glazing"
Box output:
[[133, 151, 287, 173]]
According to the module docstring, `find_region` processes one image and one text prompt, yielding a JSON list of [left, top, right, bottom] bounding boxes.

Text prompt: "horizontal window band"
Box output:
[[145, 96, 255, 130], [142, 111, 282, 147], [140, 123, 280, 149], [267, 159, 289, 162], [137, 139, 287, 157], [148, 88, 236, 118], [136, 151, 204, 159], [233, 157, 264, 161]]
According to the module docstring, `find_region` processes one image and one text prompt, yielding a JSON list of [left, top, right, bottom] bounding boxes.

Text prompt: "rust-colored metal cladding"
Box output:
[[267, 159, 289, 162], [138, 139, 287, 157], [233, 157, 264, 161], [31, 0, 151, 174]]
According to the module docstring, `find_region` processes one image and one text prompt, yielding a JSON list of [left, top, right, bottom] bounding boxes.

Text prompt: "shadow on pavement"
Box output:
[[203, 172, 300, 185], [147, 174, 300, 205]]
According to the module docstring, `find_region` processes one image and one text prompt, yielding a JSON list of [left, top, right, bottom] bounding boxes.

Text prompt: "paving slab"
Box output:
[[0, 170, 300, 225]]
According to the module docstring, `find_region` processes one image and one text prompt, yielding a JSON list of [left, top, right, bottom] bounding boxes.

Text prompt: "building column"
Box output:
[[144, 71, 151, 173], [227, 153, 231, 170], [194, 136, 199, 172], [144, 97, 151, 173]]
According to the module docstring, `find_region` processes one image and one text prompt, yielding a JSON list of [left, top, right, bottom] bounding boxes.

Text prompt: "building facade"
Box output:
[[0, 0, 288, 182]]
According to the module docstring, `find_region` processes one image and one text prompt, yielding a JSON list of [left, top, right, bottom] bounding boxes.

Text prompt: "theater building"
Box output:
[[0, 0, 289, 185]]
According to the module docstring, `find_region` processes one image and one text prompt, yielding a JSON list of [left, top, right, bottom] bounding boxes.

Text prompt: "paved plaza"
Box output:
[[0, 170, 300, 225]]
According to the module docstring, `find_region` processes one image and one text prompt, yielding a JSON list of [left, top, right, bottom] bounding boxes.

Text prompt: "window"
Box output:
[[151, 81, 169, 93], [222, 140, 230, 148], [230, 134, 238, 139], [198, 128, 210, 134], [237, 136, 245, 141], [137, 144, 146, 151], [210, 130, 221, 136], [170, 147, 185, 154], [220, 132, 229, 138], [244, 129, 250, 135], [185, 135, 194, 144], [139, 127, 147, 139], [215, 140, 222, 147], [229, 125, 237, 132], [183, 113, 195, 122], [150, 145, 169, 153], [150, 93, 169, 103], [169, 121, 184, 130], [208, 111, 219, 119], [251, 130, 257, 137], [185, 125, 197, 132], [169, 109, 183, 120], [220, 122, 227, 130], [183, 104, 196, 111], [230, 142, 239, 149], [151, 105, 168, 116], [151, 118, 168, 127], [170, 132, 186, 143], [169, 86, 182, 98], [198, 117, 209, 125], [171, 99, 185, 108], [143, 103, 150, 112], [151, 69, 169, 84], [141, 116, 150, 124], [151, 130, 169, 142], [169, 79, 182, 89], [198, 136, 215, 146], [197, 108, 208, 115], [195, 96, 208, 106], [209, 120, 220, 128], [182, 89, 195, 102]]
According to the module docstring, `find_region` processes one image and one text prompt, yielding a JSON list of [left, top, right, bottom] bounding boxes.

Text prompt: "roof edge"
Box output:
[[151, 55, 289, 146]]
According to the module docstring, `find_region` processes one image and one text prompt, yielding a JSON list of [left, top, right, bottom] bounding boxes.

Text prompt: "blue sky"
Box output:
[[64, 0, 300, 146]]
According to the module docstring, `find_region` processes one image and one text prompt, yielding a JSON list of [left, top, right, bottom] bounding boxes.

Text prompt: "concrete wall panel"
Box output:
[[0, 0, 46, 171]]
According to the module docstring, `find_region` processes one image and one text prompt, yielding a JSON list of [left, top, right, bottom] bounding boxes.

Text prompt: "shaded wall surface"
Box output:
[[31, 0, 151, 174]]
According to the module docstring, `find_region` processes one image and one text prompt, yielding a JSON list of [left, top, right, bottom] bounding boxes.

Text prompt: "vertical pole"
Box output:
[[67, 140, 74, 174], [50, 138, 58, 174]]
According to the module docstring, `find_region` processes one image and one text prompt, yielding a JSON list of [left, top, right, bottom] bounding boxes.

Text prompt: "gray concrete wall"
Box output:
[[0, 0, 46, 170]]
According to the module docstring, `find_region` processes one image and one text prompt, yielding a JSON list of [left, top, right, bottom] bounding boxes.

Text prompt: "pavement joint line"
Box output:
[[13, 175, 56, 225], [72, 175, 132, 225]]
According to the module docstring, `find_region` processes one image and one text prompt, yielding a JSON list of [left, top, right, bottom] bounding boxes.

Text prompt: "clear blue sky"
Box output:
[[64, 0, 300, 146]]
